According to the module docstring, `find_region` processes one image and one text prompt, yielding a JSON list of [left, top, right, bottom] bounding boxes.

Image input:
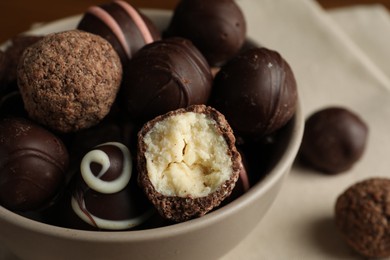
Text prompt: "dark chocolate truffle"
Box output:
[[17, 30, 122, 133], [0, 35, 43, 95], [300, 107, 368, 174], [335, 178, 390, 258], [70, 142, 153, 230], [78, 0, 160, 64], [165, 0, 246, 66], [121, 37, 213, 122], [0, 117, 69, 211], [137, 105, 241, 222], [211, 47, 298, 138]]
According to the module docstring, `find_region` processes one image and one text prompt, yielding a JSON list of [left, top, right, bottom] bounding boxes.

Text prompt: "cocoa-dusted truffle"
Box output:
[[68, 142, 153, 230], [17, 30, 122, 133], [137, 105, 241, 222], [300, 107, 368, 174], [121, 37, 213, 123], [78, 0, 160, 64], [211, 47, 298, 139], [165, 0, 246, 66], [335, 178, 390, 258], [0, 117, 69, 211]]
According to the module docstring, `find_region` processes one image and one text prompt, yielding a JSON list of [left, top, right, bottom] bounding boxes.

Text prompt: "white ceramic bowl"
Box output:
[[0, 10, 304, 260]]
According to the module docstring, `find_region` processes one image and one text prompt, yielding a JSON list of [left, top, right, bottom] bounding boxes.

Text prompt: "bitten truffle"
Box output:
[[137, 105, 241, 222], [78, 0, 160, 64], [17, 30, 122, 133], [299, 107, 368, 174], [165, 0, 246, 66], [335, 178, 390, 258], [211, 47, 297, 139], [0, 117, 69, 211], [121, 37, 213, 123]]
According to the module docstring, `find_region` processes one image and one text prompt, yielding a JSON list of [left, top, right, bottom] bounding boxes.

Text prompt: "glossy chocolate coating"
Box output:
[[300, 107, 368, 174], [121, 37, 213, 122], [165, 0, 246, 66], [0, 117, 69, 211], [211, 47, 297, 138], [69, 142, 152, 230], [78, 0, 160, 64]]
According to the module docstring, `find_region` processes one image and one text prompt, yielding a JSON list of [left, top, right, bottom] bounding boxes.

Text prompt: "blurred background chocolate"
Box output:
[[299, 107, 368, 174], [164, 0, 246, 66], [0, 35, 43, 96]]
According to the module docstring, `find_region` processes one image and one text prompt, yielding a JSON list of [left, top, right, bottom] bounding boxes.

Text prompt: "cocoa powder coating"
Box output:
[[335, 178, 390, 258], [17, 30, 122, 133]]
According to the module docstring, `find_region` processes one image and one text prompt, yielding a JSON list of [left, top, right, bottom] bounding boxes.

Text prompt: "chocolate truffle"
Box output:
[[17, 30, 122, 133], [137, 105, 241, 222], [78, 0, 160, 64], [165, 0, 246, 66], [121, 37, 213, 122], [211, 47, 298, 138], [0, 117, 69, 211], [300, 107, 368, 174], [335, 178, 390, 258], [70, 142, 153, 230], [0, 35, 43, 95]]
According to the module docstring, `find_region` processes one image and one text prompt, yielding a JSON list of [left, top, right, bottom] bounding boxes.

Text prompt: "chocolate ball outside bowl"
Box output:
[[17, 30, 122, 133], [299, 107, 368, 174], [211, 47, 298, 139], [165, 0, 246, 66], [335, 178, 390, 258], [121, 37, 213, 123], [0, 117, 69, 211]]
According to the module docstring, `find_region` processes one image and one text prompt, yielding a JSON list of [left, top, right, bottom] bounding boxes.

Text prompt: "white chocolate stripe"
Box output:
[[80, 142, 132, 194], [114, 0, 154, 44], [87, 6, 131, 58]]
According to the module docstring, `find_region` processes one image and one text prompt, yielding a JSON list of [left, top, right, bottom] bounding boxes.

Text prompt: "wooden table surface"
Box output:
[[1, 0, 390, 43]]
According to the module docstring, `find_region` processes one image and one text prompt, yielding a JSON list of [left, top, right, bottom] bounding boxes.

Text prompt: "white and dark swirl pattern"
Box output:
[[71, 142, 153, 230]]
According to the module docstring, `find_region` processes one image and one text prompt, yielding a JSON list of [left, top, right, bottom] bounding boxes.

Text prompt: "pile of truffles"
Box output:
[[0, 0, 298, 230]]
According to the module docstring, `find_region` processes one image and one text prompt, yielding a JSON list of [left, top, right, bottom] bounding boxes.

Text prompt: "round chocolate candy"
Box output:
[[335, 178, 390, 258], [0, 117, 69, 211], [17, 30, 122, 133], [137, 105, 241, 222], [299, 107, 368, 174], [121, 37, 213, 123], [70, 142, 153, 230], [78, 0, 160, 64], [165, 0, 246, 66], [211, 47, 298, 139]]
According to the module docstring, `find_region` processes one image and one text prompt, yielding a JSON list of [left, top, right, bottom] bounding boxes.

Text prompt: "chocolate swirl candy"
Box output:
[[78, 0, 160, 64], [0, 117, 69, 211], [71, 142, 153, 230], [121, 37, 213, 123]]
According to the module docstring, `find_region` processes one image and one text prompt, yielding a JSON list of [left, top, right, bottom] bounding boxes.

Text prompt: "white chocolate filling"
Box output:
[[144, 112, 233, 197]]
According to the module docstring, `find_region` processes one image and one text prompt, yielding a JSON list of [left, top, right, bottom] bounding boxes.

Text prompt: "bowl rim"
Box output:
[[0, 10, 305, 243]]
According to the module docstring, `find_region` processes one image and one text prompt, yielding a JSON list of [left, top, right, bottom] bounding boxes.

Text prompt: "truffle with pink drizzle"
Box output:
[[70, 142, 153, 230], [78, 0, 160, 64]]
